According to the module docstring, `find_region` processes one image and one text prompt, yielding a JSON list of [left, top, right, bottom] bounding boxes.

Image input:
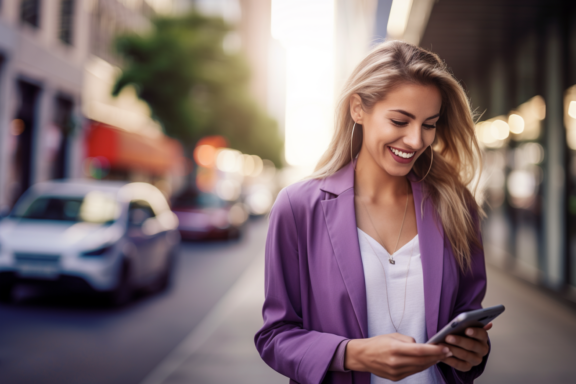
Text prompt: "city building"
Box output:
[[378, 0, 576, 302], [0, 0, 91, 211], [0, 0, 184, 213], [84, 0, 185, 197]]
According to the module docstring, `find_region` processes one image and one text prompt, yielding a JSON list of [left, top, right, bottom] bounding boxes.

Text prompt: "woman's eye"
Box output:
[[391, 120, 408, 127], [423, 124, 436, 129]]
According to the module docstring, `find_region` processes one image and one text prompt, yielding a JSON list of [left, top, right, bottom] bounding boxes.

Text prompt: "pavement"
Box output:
[[139, 253, 576, 384], [138, 243, 287, 384], [478, 265, 576, 384]]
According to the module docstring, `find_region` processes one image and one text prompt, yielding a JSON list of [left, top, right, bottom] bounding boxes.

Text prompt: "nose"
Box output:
[[404, 123, 424, 150]]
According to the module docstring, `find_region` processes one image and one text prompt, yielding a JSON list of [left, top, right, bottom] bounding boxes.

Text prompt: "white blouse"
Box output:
[[357, 228, 444, 384]]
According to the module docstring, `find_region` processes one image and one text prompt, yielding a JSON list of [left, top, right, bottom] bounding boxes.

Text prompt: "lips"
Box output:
[[388, 146, 416, 164]]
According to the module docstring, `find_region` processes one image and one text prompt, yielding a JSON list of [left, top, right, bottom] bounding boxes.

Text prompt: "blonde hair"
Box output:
[[313, 40, 483, 271]]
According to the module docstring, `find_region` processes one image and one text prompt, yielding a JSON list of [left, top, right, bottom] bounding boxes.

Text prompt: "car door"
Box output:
[[127, 200, 157, 284], [140, 197, 170, 279]]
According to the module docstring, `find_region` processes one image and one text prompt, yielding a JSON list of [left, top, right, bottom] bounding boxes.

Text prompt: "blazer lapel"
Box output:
[[318, 163, 443, 340], [411, 180, 444, 339], [320, 161, 368, 338], [322, 190, 368, 338]]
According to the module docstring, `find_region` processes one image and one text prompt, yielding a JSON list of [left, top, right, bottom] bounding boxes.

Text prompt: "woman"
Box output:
[[255, 41, 491, 384]]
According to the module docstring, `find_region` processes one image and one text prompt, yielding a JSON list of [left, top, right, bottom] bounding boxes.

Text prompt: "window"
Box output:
[[13, 192, 120, 224], [128, 200, 156, 227], [20, 0, 40, 28], [51, 95, 74, 179], [59, 0, 74, 45]]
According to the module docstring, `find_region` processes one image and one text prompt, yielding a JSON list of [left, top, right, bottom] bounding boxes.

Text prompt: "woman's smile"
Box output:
[[388, 145, 416, 163]]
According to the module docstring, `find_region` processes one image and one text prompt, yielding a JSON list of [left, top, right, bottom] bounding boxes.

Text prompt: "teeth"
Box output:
[[390, 147, 415, 159]]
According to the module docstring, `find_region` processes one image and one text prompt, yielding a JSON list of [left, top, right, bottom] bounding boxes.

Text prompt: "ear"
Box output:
[[349, 94, 364, 123]]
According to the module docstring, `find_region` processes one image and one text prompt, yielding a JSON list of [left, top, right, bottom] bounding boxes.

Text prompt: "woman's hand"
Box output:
[[345, 333, 452, 381], [440, 322, 492, 372]]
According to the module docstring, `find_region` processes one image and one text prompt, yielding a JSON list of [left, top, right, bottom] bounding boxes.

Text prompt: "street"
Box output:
[[2, 216, 576, 384], [0, 217, 281, 384]]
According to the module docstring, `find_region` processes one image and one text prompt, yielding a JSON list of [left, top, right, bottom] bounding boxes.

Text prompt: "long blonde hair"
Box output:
[[313, 40, 483, 271]]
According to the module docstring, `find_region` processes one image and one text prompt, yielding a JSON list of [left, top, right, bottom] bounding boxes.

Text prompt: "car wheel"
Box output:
[[0, 283, 13, 303], [106, 262, 133, 307], [153, 249, 176, 293], [228, 227, 241, 240]]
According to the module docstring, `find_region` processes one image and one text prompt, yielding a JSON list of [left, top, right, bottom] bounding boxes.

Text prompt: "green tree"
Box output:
[[112, 12, 283, 166]]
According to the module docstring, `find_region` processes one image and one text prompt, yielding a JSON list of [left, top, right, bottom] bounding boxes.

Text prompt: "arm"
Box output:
[[254, 189, 347, 384], [441, 217, 490, 383]]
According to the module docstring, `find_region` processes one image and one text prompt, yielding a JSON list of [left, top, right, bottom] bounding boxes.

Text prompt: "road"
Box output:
[[0, 217, 275, 384]]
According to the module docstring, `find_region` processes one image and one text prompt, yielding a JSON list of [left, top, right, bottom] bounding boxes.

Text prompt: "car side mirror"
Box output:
[[128, 208, 148, 228]]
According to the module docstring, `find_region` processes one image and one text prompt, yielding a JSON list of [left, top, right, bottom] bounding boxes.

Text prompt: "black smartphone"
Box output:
[[426, 304, 505, 344]]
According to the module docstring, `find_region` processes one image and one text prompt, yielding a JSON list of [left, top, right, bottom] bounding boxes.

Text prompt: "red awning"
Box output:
[[86, 121, 185, 176]]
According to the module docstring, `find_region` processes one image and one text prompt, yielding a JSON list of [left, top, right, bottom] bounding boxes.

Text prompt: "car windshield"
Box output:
[[173, 192, 225, 209], [12, 191, 121, 224]]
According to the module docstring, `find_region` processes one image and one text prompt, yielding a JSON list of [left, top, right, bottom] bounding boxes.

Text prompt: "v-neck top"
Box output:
[[357, 228, 443, 384]]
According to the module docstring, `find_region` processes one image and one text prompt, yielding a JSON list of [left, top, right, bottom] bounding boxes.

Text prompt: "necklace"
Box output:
[[359, 184, 410, 265], [360, 229, 415, 332]]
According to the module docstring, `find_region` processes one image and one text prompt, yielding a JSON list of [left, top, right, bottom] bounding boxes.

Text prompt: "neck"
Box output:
[[354, 146, 410, 203]]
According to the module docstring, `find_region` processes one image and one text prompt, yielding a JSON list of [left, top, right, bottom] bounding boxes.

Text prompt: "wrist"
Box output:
[[344, 339, 367, 372]]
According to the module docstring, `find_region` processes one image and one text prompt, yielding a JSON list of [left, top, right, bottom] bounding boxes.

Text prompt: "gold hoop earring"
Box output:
[[350, 122, 357, 163], [417, 146, 433, 183]]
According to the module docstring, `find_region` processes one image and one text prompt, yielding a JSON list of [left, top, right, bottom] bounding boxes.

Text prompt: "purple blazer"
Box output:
[[255, 161, 489, 384]]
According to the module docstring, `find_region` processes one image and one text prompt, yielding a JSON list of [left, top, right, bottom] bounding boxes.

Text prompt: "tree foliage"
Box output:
[[112, 12, 283, 166]]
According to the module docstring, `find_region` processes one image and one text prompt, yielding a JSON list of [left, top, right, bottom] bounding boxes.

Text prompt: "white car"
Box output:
[[0, 180, 180, 306]]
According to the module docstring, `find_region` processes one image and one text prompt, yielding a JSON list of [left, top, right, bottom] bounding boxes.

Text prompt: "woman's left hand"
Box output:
[[439, 322, 492, 372]]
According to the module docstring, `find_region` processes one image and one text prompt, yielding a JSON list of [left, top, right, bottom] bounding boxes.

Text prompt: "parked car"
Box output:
[[172, 190, 248, 240], [0, 180, 180, 306]]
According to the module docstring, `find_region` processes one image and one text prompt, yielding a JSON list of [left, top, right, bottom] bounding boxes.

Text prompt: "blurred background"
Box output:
[[0, 1, 576, 383]]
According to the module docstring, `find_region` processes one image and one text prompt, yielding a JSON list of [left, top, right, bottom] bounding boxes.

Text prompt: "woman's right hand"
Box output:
[[344, 333, 452, 381]]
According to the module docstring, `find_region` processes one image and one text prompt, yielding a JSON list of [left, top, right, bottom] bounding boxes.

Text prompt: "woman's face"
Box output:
[[351, 83, 441, 177]]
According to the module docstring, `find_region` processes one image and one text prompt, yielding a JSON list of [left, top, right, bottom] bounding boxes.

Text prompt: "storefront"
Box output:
[[85, 121, 185, 196], [419, 0, 576, 301]]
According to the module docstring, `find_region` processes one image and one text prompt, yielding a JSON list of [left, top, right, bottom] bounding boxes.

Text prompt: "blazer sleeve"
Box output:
[[440, 213, 490, 384], [254, 189, 347, 384]]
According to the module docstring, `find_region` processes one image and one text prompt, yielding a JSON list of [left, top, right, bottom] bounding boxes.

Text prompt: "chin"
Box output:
[[377, 152, 414, 176], [380, 161, 414, 177]]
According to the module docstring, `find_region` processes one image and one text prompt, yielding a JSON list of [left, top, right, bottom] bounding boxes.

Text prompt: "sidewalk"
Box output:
[[139, 252, 287, 384], [140, 255, 576, 384], [478, 264, 576, 384]]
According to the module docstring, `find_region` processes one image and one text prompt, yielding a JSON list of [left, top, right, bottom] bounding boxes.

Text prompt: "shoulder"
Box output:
[[271, 177, 325, 220]]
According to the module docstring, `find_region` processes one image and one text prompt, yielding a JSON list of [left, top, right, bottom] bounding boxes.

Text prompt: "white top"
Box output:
[[357, 228, 444, 384]]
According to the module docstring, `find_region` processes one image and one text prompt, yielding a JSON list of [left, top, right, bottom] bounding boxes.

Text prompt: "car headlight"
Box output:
[[81, 244, 114, 258]]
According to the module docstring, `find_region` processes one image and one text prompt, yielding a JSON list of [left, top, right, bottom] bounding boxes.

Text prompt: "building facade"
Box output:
[[0, 0, 90, 212], [380, 0, 576, 302], [0, 0, 184, 212]]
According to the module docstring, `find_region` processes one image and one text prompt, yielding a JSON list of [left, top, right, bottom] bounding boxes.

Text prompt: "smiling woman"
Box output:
[[255, 41, 490, 384]]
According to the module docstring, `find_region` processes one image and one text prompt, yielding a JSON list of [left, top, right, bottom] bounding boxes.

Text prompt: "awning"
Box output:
[[86, 121, 185, 176]]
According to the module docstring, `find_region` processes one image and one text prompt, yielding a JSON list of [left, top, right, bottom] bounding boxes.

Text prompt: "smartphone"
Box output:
[[426, 304, 505, 344]]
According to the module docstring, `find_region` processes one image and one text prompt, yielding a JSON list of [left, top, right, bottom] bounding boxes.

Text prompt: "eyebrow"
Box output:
[[389, 109, 440, 121]]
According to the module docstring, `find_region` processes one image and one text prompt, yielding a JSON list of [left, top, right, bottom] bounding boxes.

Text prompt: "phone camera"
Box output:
[[451, 322, 458, 328]]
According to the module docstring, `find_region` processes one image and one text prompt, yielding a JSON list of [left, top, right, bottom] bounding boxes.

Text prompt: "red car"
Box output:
[[171, 190, 247, 240]]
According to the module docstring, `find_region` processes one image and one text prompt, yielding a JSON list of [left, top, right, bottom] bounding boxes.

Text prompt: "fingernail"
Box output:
[[446, 352, 453, 357], [446, 336, 455, 343], [466, 329, 473, 336], [442, 347, 450, 354]]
